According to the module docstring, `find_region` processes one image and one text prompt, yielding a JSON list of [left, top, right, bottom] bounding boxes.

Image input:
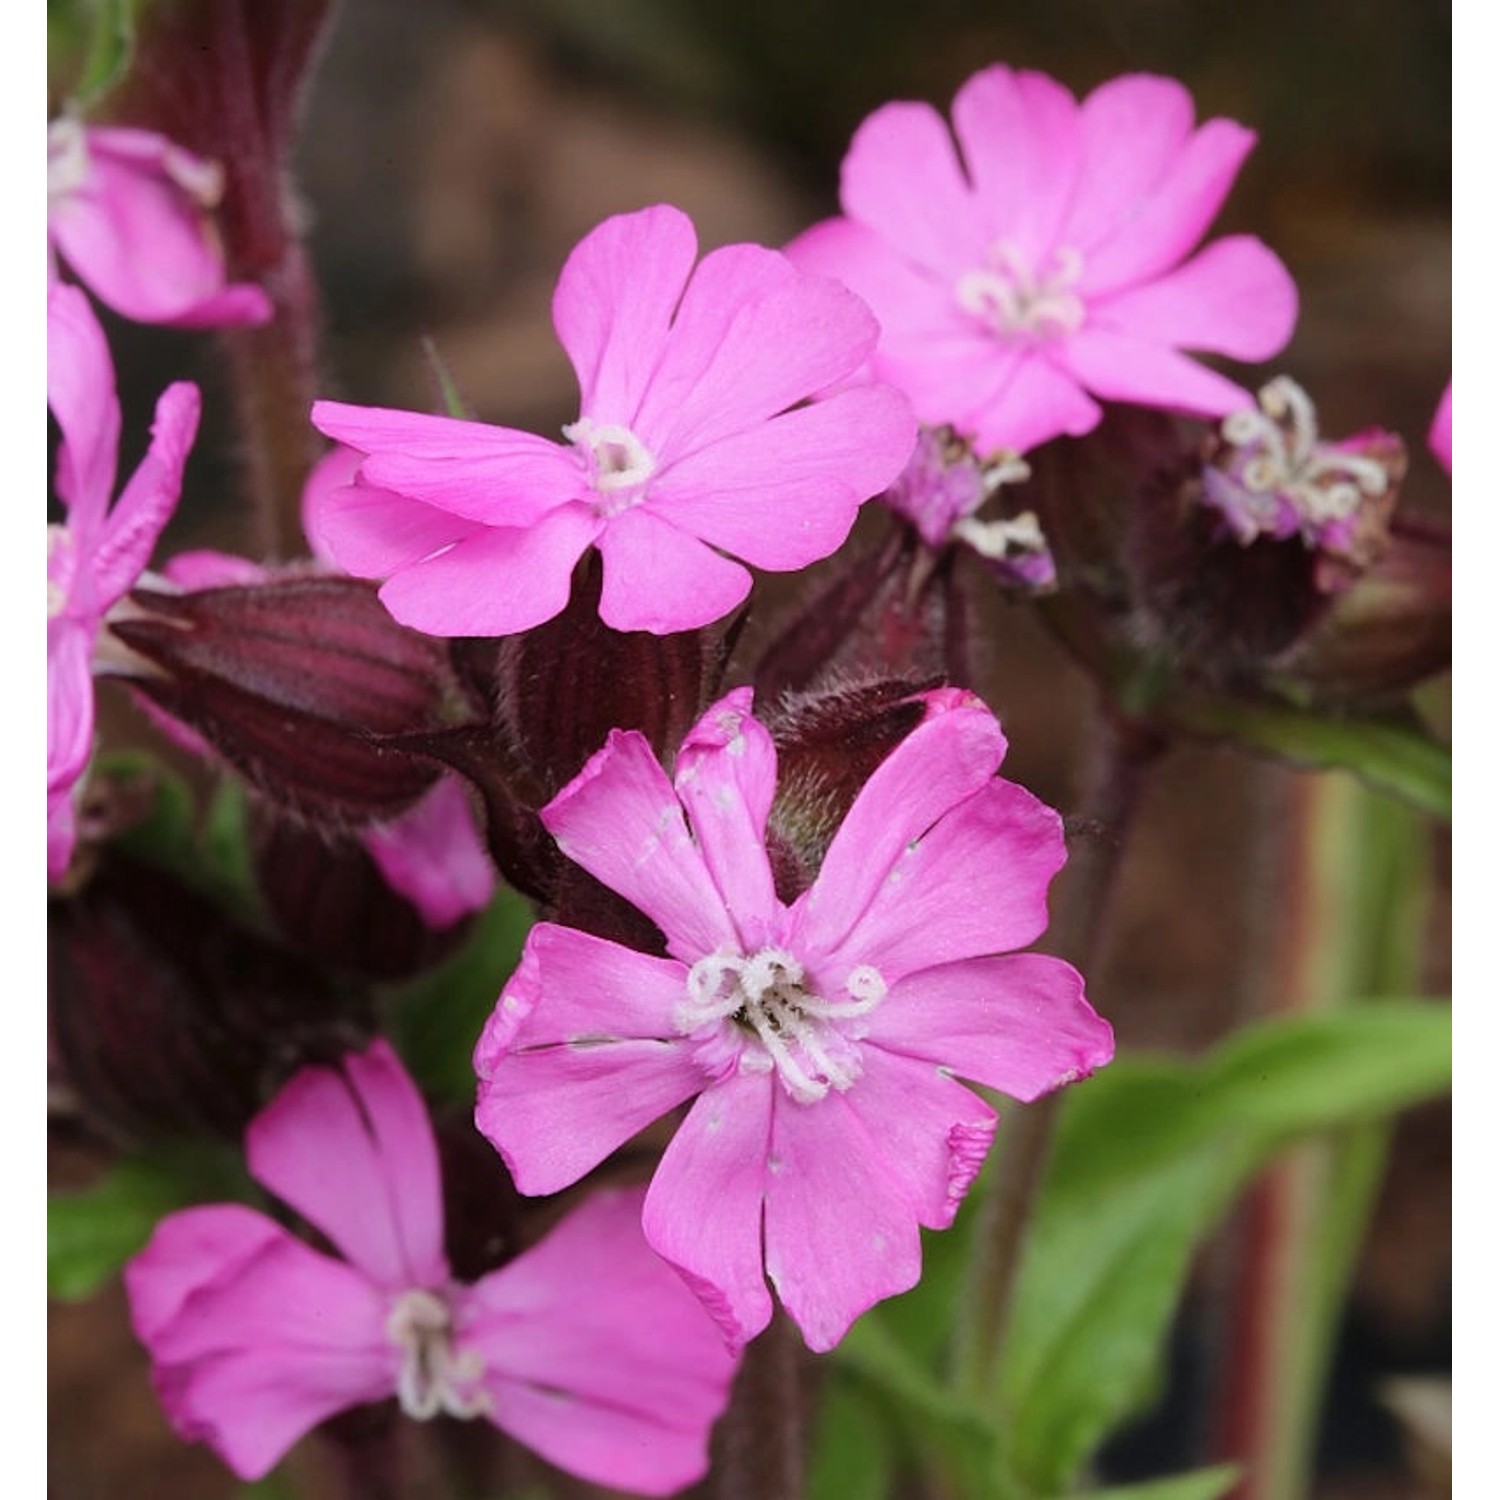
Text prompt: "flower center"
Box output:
[[956, 243, 1086, 343], [386, 1288, 490, 1422], [677, 946, 888, 1105], [562, 417, 656, 516], [1219, 376, 1390, 532]]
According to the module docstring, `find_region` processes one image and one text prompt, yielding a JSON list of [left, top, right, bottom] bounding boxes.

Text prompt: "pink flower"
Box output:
[[785, 66, 1298, 455], [48, 118, 273, 328], [1429, 382, 1452, 475], [158, 450, 496, 929], [48, 283, 200, 878], [474, 687, 1113, 1352], [310, 204, 917, 637], [125, 1040, 736, 1493]]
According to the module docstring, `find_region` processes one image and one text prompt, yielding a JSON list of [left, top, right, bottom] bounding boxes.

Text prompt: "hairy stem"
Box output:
[[703, 1310, 807, 1500]]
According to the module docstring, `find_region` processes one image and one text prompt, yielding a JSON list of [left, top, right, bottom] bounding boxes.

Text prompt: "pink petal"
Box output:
[[48, 617, 95, 799], [951, 65, 1084, 262], [90, 381, 201, 607], [376, 504, 600, 637], [642, 1071, 776, 1349], [1090, 235, 1298, 360], [552, 204, 698, 423], [1078, 118, 1258, 297], [815, 776, 1067, 986], [595, 507, 753, 634], [163, 549, 268, 590], [474, 927, 704, 1196], [840, 101, 985, 278], [246, 1040, 448, 1290], [306, 477, 482, 580], [837, 1051, 998, 1230], [793, 693, 1006, 962], [635, 249, 884, 463], [298, 446, 364, 566], [649, 385, 915, 569], [126, 1209, 392, 1481], [50, 128, 272, 328], [672, 688, 780, 947], [762, 1085, 925, 1351], [461, 1186, 735, 1497], [1059, 326, 1255, 418], [310, 401, 585, 528], [47, 282, 120, 527], [865, 953, 1114, 1100], [782, 216, 969, 349], [48, 786, 79, 882], [1429, 382, 1452, 474], [362, 777, 496, 929], [966, 348, 1103, 455], [1061, 74, 1197, 253], [542, 730, 736, 960]]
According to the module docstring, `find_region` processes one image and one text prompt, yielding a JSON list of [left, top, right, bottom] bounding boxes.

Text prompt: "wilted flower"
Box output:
[[786, 66, 1297, 454], [475, 687, 1112, 1352], [310, 203, 916, 636], [48, 283, 200, 878], [47, 118, 273, 328], [126, 1040, 736, 1493]]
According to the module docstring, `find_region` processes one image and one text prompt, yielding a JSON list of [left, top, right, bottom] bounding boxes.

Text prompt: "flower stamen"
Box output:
[[957, 243, 1086, 343], [386, 1288, 491, 1422], [563, 417, 656, 514]]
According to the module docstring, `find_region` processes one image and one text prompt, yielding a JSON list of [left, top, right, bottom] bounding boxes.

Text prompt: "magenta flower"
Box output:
[[48, 282, 200, 878], [309, 203, 917, 636], [1429, 382, 1452, 475], [48, 118, 273, 329], [474, 687, 1113, 1351], [126, 1040, 736, 1493], [785, 66, 1298, 455]]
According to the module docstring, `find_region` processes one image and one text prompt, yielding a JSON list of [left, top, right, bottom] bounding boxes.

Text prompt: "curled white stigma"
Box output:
[[958, 243, 1086, 342], [679, 947, 888, 1104], [386, 1289, 491, 1422], [563, 417, 656, 511]]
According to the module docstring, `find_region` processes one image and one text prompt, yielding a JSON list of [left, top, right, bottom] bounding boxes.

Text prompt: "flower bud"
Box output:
[[112, 576, 451, 822], [49, 850, 367, 1144]]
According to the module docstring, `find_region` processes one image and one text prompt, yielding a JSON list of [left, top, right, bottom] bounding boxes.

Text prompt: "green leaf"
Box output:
[[1158, 697, 1451, 819], [1070, 1464, 1241, 1500], [999, 1003, 1451, 1492], [48, 0, 138, 107], [49, 1143, 249, 1302], [385, 886, 536, 1105], [807, 1378, 897, 1500]]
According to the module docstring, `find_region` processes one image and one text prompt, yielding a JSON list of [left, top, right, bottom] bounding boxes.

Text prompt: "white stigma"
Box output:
[[563, 417, 656, 513], [386, 1289, 491, 1422], [48, 118, 90, 203], [1221, 376, 1390, 527], [679, 946, 887, 1105], [957, 243, 1086, 342], [951, 508, 1047, 561]]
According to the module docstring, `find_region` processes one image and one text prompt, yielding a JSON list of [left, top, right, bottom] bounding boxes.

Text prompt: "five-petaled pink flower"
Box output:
[[786, 66, 1298, 455], [125, 1040, 737, 1493], [48, 282, 201, 878], [309, 203, 917, 637], [48, 118, 273, 328], [474, 686, 1113, 1352]]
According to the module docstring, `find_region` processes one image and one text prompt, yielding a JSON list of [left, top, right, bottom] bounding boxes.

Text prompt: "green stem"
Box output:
[[1221, 774, 1432, 1500], [953, 711, 1162, 1407]]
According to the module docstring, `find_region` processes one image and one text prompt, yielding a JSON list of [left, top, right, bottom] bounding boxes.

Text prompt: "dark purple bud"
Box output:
[[250, 810, 469, 982], [113, 576, 451, 821], [49, 851, 368, 1145]]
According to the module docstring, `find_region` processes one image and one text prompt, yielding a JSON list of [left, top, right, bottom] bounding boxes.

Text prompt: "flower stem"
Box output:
[[954, 710, 1162, 1405], [703, 1309, 807, 1500]]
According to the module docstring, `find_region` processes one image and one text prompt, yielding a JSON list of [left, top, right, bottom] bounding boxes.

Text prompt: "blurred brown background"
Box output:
[[51, 0, 1451, 1495]]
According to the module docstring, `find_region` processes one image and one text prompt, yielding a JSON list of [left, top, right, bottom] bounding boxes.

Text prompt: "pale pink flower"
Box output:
[[1429, 382, 1452, 475], [159, 449, 496, 928], [310, 203, 917, 637], [474, 687, 1113, 1352], [48, 118, 273, 329], [48, 283, 200, 878], [786, 66, 1298, 455], [125, 1040, 736, 1493]]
